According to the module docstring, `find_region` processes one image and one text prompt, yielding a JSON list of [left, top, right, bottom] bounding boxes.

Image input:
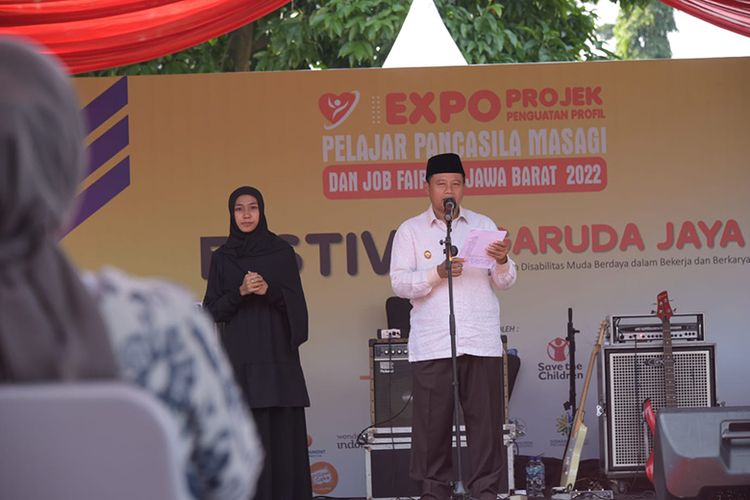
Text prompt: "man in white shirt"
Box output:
[[390, 153, 517, 500]]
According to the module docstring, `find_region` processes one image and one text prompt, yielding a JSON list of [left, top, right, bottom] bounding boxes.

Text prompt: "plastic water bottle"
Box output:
[[525, 456, 546, 497]]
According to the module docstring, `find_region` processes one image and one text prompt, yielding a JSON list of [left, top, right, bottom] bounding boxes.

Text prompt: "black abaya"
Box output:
[[203, 186, 312, 499]]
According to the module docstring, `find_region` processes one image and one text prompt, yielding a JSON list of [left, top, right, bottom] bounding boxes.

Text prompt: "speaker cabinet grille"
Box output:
[[370, 339, 413, 428], [599, 343, 716, 477]]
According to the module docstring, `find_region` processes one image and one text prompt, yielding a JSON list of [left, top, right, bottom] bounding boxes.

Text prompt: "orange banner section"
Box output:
[[323, 157, 607, 199]]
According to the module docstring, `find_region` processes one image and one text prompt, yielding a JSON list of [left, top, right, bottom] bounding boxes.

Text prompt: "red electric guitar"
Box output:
[[643, 291, 676, 483]]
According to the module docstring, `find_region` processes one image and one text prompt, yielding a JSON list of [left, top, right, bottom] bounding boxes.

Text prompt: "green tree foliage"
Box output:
[[253, 0, 604, 68], [86, 0, 656, 76], [613, 0, 676, 59]]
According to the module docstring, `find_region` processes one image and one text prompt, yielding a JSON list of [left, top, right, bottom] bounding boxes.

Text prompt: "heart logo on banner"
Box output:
[[319, 91, 360, 130]]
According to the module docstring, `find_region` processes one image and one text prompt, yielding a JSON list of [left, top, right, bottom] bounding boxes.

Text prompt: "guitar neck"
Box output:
[[572, 350, 595, 430], [571, 320, 607, 432], [662, 317, 676, 407]]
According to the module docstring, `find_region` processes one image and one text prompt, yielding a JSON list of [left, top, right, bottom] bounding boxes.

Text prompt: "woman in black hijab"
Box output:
[[203, 186, 312, 500]]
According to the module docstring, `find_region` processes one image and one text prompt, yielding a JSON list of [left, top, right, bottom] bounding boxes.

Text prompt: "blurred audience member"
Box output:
[[0, 37, 262, 500]]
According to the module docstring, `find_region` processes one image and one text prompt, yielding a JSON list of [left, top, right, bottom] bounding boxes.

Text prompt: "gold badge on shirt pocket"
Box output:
[[424, 250, 432, 259]]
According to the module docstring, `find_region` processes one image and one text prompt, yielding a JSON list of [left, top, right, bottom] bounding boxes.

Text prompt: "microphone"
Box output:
[[442, 197, 456, 222]]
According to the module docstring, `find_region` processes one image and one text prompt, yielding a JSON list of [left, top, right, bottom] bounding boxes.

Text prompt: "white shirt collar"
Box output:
[[423, 205, 470, 227]]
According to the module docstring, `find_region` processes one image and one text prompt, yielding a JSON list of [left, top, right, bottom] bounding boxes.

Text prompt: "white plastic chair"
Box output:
[[0, 382, 188, 500]]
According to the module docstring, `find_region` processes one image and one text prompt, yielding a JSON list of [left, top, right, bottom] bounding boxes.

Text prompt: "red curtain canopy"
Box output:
[[0, 0, 291, 74], [0, 0, 747, 74], [656, 0, 750, 37]]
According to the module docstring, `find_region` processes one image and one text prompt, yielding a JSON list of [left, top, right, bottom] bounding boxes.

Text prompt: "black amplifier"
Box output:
[[371, 338, 410, 362], [611, 313, 704, 343], [369, 338, 412, 428]]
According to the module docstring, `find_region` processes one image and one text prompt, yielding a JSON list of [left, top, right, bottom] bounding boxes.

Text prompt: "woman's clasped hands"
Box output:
[[240, 271, 268, 296]]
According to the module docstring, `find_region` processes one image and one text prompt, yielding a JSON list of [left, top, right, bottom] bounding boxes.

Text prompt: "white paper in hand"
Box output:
[[458, 229, 508, 269]]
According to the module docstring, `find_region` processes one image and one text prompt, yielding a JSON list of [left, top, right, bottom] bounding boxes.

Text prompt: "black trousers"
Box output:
[[410, 355, 505, 500]]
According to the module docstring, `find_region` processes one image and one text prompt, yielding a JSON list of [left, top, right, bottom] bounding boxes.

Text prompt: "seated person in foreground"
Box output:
[[0, 37, 262, 500]]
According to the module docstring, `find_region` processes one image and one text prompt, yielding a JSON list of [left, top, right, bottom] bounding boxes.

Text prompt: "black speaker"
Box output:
[[598, 343, 717, 478], [654, 406, 750, 499], [369, 338, 413, 428]]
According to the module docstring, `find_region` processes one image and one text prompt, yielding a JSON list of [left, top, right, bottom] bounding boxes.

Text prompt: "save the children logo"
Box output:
[[538, 337, 582, 381], [547, 337, 569, 362], [320, 91, 360, 130]]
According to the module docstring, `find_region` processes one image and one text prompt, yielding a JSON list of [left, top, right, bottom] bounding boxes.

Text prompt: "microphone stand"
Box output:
[[440, 213, 469, 500], [563, 308, 580, 432]]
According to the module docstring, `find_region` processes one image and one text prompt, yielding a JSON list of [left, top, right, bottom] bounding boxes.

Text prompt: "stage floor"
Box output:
[[331, 456, 750, 500]]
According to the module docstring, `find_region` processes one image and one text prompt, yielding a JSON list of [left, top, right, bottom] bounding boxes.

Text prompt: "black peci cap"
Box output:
[[425, 153, 465, 181]]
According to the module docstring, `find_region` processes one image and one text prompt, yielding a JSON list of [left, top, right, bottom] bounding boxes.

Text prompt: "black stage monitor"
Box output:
[[654, 406, 750, 499]]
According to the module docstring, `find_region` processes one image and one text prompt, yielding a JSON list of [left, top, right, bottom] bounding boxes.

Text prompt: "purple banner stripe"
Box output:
[[82, 77, 128, 133], [63, 156, 131, 237], [86, 116, 129, 177]]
